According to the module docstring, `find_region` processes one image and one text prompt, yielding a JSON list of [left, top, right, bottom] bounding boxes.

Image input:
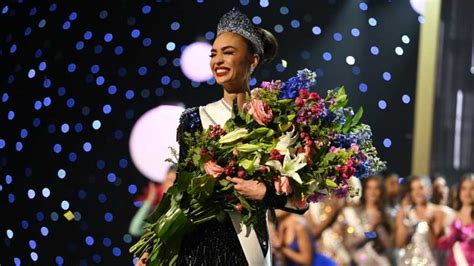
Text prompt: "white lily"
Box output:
[[275, 127, 298, 154], [219, 128, 248, 144], [265, 152, 307, 184], [348, 176, 361, 198]]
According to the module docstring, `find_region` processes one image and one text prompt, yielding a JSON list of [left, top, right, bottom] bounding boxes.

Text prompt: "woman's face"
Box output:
[[410, 179, 429, 205], [210, 32, 258, 92], [365, 178, 382, 205], [459, 179, 474, 207]]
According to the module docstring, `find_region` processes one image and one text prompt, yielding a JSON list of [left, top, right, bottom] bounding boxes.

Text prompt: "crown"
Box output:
[[216, 8, 264, 55]]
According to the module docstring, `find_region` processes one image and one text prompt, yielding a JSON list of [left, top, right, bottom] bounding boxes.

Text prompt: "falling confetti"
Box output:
[[63, 211, 75, 221]]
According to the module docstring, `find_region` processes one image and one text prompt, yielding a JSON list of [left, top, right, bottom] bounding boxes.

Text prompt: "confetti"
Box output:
[[63, 211, 75, 221], [281, 59, 288, 68], [365, 231, 377, 239]]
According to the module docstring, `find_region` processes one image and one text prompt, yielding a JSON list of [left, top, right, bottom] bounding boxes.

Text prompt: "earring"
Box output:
[[250, 67, 255, 74]]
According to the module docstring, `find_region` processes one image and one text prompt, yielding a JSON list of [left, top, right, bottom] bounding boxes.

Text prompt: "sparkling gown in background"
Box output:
[[397, 207, 436, 266]]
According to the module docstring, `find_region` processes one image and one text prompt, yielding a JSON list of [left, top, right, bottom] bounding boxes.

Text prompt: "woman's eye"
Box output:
[[209, 54, 215, 58], [224, 52, 233, 55]]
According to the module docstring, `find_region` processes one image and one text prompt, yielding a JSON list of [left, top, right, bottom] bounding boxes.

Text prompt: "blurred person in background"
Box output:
[[336, 175, 392, 266], [395, 176, 437, 266], [434, 174, 474, 266], [269, 210, 336, 266], [431, 174, 450, 206], [305, 197, 350, 265], [129, 166, 177, 237], [382, 170, 401, 220]]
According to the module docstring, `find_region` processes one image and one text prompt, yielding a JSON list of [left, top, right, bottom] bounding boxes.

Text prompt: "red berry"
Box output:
[[238, 170, 246, 178], [235, 203, 244, 213]]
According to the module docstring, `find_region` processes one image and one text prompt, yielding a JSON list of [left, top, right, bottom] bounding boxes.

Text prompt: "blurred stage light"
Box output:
[[129, 104, 184, 182], [180, 41, 213, 82], [410, 0, 426, 15]]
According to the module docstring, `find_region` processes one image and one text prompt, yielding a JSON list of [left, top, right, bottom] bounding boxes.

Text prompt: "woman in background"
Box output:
[[270, 210, 336, 266], [435, 174, 474, 265], [129, 166, 176, 237], [337, 175, 392, 265], [395, 176, 437, 266]]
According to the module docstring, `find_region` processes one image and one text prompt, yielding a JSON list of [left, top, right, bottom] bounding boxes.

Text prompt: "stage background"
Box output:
[[0, 0, 420, 264]]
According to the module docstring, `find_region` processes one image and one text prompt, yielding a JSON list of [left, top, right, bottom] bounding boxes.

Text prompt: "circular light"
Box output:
[[61, 200, 69, 210], [252, 16, 262, 25], [166, 42, 176, 51], [378, 100, 387, 110], [402, 94, 411, 104], [346, 56, 355, 65], [383, 138, 392, 148], [129, 105, 184, 182], [351, 28, 360, 37], [368, 18, 377, 26], [410, 0, 426, 15], [402, 35, 410, 44], [383, 72, 392, 81], [57, 169, 66, 179], [395, 47, 404, 55], [370, 46, 379, 55], [322, 52, 332, 61], [180, 42, 213, 82]]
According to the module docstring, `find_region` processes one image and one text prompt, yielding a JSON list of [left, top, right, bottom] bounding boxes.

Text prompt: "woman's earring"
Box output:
[[249, 67, 255, 74]]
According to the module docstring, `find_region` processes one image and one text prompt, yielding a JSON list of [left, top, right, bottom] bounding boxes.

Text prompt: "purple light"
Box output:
[[129, 104, 184, 182], [180, 42, 213, 82]]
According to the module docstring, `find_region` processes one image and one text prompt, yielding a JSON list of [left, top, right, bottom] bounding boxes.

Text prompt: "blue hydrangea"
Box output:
[[279, 68, 316, 99]]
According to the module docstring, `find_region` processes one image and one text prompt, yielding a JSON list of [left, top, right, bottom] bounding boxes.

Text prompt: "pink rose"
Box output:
[[274, 176, 293, 195], [250, 99, 273, 126], [204, 160, 225, 178]]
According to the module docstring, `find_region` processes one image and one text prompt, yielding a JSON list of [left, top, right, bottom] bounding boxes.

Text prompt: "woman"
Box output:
[[138, 9, 307, 265], [128, 166, 176, 237], [337, 175, 392, 265], [395, 176, 437, 266], [270, 210, 336, 266], [435, 174, 474, 265]]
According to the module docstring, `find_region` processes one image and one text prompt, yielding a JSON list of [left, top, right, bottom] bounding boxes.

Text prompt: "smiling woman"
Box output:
[[135, 8, 306, 266]]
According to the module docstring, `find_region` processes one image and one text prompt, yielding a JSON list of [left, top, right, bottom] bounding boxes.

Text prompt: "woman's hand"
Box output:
[[226, 177, 267, 201]]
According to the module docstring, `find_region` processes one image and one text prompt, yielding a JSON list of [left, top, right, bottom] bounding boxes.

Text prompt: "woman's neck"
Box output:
[[222, 87, 249, 109]]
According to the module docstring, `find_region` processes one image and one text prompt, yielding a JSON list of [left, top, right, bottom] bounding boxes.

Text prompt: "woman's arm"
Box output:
[[279, 224, 313, 266], [436, 219, 461, 250], [129, 201, 153, 237], [394, 206, 411, 248]]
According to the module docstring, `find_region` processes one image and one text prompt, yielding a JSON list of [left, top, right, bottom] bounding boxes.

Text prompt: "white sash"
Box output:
[[453, 241, 468, 266], [199, 100, 271, 265]]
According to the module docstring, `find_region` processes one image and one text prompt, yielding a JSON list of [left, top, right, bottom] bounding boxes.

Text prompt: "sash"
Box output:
[[199, 101, 271, 265], [453, 241, 468, 266]]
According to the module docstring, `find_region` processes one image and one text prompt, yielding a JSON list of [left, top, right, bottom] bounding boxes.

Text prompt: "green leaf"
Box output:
[[234, 191, 255, 211], [325, 179, 338, 189], [239, 158, 255, 172], [145, 193, 172, 223], [351, 107, 363, 127]]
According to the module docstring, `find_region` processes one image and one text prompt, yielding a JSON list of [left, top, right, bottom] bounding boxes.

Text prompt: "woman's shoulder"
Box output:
[[178, 107, 202, 134]]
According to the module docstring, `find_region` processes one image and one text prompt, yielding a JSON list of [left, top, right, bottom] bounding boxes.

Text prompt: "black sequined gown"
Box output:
[[175, 107, 306, 266]]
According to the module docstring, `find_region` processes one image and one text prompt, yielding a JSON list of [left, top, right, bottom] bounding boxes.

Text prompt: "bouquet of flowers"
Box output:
[[130, 69, 385, 264]]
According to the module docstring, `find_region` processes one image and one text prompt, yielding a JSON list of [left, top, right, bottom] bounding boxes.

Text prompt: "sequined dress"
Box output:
[[397, 207, 436, 266], [175, 100, 306, 265]]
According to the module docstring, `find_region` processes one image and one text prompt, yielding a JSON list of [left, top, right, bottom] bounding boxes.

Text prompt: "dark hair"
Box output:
[[454, 173, 474, 218], [244, 27, 278, 70], [360, 175, 390, 228]]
